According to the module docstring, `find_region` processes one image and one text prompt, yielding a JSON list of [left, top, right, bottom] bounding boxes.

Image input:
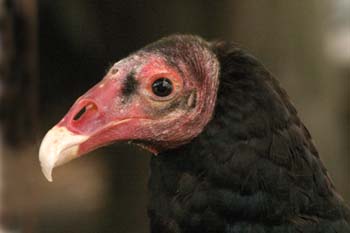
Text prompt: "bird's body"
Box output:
[[39, 35, 350, 233]]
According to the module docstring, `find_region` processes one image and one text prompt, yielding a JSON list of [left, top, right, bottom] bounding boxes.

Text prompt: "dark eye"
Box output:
[[152, 78, 173, 97]]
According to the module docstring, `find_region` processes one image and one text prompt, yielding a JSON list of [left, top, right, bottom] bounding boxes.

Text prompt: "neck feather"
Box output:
[[147, 42, 350, 233]]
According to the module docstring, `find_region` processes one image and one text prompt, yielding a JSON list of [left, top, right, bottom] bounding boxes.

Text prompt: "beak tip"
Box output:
[[43, 169, 53, 182], [38, 126, 88, 183], [41, 162, 54, 182]]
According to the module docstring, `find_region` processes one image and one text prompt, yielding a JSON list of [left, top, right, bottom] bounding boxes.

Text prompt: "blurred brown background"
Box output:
[[0, 0, 349, 232]]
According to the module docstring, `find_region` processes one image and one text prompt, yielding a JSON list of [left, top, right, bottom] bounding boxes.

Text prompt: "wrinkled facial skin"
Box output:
[[39, 50, 218, 181], [39, 35, 220, 182], [61, 53, 199, 153]]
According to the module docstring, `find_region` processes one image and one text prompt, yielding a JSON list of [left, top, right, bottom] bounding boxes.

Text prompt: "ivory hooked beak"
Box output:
[[39, 126, 88, 182]]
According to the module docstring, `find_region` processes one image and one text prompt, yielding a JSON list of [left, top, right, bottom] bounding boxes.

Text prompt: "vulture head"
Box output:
[[39, 36, 219, 181], [39, 35, 349, 232]]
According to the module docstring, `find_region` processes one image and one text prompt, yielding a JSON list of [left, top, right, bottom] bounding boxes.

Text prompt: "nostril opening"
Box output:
[[73, 103, 96, 121], [111, 68, 118, 75], [73, 106, 87, 121]]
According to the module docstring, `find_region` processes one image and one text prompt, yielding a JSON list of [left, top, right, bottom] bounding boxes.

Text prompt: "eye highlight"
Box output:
[[152, 78, 173, 97]]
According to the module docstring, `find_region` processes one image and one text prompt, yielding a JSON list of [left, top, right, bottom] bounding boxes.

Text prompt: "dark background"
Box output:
[[1, 0, 349, 232]]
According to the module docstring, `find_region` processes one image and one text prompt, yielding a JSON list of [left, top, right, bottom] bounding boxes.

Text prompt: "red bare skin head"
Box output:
[[39, 35, 220, 181]]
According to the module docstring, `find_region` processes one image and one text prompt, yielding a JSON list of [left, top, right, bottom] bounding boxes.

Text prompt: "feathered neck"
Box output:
[[148, 42, 350, 233]]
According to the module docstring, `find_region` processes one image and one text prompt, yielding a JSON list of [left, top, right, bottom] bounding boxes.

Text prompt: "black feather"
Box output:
[[147, 36, 350, 233]]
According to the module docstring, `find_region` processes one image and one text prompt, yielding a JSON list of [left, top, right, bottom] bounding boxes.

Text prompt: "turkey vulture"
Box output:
[[39, 35, 350, 232]]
